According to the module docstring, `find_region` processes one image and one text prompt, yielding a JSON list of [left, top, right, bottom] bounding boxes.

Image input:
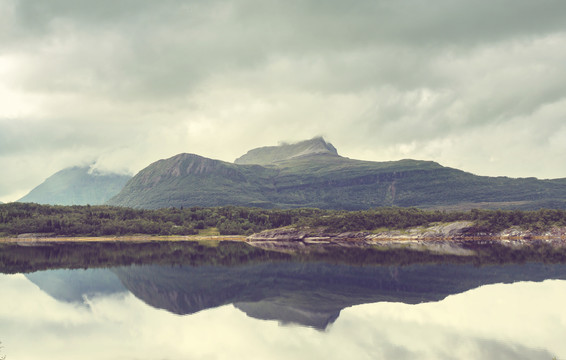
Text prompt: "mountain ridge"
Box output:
[[107, 138, 566, 210]]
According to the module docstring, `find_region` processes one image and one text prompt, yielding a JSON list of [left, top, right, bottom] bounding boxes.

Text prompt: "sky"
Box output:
[[2, 0, 566, 202]]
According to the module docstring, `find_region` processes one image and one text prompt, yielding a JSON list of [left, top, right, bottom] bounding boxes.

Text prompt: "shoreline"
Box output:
[[2, 222, 566, 256], [0, 234, 248, 245], [246, 222, 566, 255], [3, 226, 566, 273]]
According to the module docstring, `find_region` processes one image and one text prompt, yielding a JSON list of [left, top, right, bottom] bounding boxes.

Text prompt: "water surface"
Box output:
[[1, 242, 565, 359]]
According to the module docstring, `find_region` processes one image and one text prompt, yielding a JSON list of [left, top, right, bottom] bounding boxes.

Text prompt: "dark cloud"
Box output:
[[6, 0, 566, 97]]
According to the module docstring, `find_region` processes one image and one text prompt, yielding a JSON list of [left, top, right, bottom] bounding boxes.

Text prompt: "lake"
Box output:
[[1, 241, 565, 359]]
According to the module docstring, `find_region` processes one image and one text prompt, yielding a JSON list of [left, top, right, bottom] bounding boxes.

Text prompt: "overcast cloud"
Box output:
[[2, 0, 566, 201]]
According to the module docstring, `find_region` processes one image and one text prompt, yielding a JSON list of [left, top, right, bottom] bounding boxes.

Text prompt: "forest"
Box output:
[[1, 202, 566, 237]]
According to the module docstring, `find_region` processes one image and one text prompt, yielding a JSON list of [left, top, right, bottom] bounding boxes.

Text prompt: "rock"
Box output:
[[234, 137, 339, 165], [246, 223, 566, 255]]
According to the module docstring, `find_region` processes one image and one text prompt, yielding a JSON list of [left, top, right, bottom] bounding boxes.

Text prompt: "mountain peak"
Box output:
[[136, 153, 240, 182], [234, 137, 339, 165]]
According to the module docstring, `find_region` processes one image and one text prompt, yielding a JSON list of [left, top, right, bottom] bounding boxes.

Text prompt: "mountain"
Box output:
[[19, 166, 131, 205], [107, 153, 279, 208], [107, 137, 566, 210]]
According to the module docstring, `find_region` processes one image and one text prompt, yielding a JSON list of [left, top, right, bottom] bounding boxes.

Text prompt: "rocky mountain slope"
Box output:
[[235, 136, 339, 165], [107, 137, 566, 210], [19, 166, 131, 205]]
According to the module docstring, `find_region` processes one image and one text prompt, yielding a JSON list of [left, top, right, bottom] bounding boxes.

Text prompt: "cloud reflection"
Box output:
[[0, 274, 564, 360]]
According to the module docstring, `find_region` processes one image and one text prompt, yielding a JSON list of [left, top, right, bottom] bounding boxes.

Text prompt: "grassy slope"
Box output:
[[108, 154, 280, 209], [107, 152, 566, 210], [261, 154, 566, 209]]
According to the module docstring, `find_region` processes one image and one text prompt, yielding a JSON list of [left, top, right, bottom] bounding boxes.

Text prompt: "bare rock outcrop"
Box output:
[[246, 222, 566, 255]]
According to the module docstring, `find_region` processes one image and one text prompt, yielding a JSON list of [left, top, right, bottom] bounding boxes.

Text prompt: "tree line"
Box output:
[[1, 202, 566, 237]]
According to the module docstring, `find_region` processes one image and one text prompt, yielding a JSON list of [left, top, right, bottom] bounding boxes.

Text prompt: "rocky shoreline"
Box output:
[[246, 221, 566, 255], [3, 221, 566, 257]]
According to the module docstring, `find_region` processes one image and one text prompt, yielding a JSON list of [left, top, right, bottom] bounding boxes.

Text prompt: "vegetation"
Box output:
[[0, 202, 314, 236], [2, 203, 566, 238], [304, 207, 566, 233]]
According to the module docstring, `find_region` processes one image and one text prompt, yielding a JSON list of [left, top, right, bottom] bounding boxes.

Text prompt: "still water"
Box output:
[[1, 242, 566, 359]]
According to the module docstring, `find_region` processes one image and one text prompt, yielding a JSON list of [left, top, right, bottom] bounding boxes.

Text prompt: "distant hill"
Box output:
[[19, 166, 131, 206], [107, 137, 566, 210]]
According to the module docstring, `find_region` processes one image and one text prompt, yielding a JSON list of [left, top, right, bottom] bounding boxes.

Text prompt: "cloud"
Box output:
[[1, 0, 566, 200], [6, 0, 566, 98]]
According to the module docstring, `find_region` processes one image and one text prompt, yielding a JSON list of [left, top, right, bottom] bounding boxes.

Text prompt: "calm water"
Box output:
[[1, 243, 566, 359]]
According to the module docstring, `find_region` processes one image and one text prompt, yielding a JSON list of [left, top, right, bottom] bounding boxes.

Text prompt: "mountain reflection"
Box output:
[[26, 261, 566, 330], [5, 241, 566, 329], [112, 262, 566, 329]]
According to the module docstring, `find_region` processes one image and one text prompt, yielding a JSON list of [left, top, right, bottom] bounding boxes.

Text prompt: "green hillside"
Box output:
[[107, 154, 279, 209], [19, 166, 131, 206], [107, 138, 566, 210]]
